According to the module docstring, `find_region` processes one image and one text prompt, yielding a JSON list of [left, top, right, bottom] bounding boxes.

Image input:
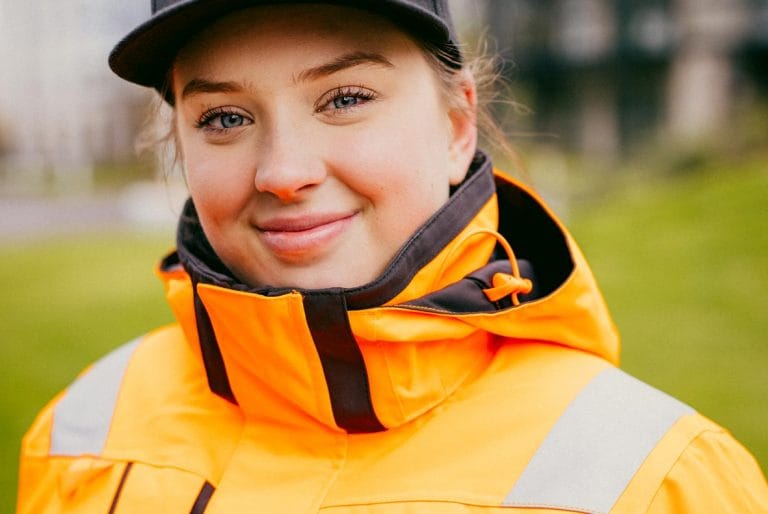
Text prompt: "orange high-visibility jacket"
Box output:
[[18, 153, 768, 513]]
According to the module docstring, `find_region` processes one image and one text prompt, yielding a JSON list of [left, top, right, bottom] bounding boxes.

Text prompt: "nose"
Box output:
[[253, 118, 327, 202]]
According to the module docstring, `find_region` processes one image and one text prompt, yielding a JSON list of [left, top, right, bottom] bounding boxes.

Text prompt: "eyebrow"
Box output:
[[181, 78, 244, 99], [293, 51, 395, 84], [180, 51, 394, 100]]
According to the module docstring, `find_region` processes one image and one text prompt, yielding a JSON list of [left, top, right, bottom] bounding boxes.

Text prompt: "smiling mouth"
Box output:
[[256, 212, 358, 258]]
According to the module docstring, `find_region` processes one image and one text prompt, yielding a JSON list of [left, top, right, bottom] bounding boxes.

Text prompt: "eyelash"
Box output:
[[194, 85, 377, 132], [195, 107, 249, 132], [316, 86, 377, 114]]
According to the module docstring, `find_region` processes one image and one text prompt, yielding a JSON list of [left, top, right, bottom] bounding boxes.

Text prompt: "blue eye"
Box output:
[[220, 113, 245, 128], [333, 96, 359, 109], [317, 86, 377, 114], [196, 107, 252, 132]]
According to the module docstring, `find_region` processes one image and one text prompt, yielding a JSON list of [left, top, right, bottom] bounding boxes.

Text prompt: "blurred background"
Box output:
[[1, 0, 766, 509]]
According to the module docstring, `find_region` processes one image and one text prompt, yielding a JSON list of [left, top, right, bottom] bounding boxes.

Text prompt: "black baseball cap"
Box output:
[[109, 0, 462, 92]]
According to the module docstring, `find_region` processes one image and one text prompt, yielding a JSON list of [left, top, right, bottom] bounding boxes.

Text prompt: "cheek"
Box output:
[[182, 142, 256, 214], [337, 103, 451, 196], [330, 117, 451, 247]]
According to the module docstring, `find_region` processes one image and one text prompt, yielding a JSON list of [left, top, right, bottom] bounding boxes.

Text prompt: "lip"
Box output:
[[255, 211, 358, 258]]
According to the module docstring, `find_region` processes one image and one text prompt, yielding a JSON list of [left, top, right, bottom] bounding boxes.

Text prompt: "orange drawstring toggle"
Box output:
[[483, 273, 533, 305], [433, 226, 535, 307]]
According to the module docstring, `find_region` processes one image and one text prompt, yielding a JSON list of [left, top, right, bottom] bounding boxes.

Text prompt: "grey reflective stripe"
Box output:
[[503, 367, 695, 514], [51, 338, 141, 456]]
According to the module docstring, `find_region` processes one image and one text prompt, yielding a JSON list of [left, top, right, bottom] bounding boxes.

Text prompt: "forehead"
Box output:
[[173, 4, 420, 78]]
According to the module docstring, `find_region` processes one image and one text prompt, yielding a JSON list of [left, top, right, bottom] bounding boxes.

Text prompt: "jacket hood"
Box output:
[[157, 152, 619, 433]]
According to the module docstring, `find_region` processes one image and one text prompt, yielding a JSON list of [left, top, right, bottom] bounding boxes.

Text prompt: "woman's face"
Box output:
[[173, 4, 477, 289]]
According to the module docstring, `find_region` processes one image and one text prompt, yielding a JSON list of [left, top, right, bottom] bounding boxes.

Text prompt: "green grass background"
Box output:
[[569, 159, 768, 473], [1, 161, 766, 510]]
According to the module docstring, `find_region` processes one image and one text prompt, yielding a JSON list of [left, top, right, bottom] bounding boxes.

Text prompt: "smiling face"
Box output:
[[172, 4, 477, 289]]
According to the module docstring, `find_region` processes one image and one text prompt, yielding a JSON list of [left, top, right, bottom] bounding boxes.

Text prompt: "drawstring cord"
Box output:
[[435, 228, 533, 306]]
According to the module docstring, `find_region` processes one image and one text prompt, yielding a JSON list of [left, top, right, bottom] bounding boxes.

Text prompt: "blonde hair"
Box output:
[[417, 39, 526, 177]]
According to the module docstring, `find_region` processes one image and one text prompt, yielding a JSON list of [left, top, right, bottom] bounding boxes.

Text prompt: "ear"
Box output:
[[447, 70, 479, 185]]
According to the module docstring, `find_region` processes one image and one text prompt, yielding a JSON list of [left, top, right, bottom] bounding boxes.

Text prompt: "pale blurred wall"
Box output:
[[0, 0, 149, 191], [667, 0, 749, 141]]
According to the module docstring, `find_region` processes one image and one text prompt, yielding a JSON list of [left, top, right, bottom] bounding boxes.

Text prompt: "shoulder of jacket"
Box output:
[[632, 418, 768, 513], [18, 326, 242, 512], [21, 325, 206, 459], [491, 362, 718, 514], [494, 362, 763, 513]]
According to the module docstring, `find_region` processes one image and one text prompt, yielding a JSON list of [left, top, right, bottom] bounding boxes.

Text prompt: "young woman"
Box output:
[[17, 1, 768, 512]]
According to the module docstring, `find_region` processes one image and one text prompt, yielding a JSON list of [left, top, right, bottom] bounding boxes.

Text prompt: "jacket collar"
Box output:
[[158, 152, 619, 433]]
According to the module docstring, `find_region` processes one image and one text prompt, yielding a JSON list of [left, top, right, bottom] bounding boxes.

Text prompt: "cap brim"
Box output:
[[109, 0, 458, 91]]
